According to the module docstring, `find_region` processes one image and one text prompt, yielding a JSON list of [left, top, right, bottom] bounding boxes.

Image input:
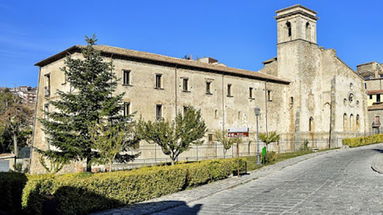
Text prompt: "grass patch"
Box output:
[[243, 150, 313, 171]]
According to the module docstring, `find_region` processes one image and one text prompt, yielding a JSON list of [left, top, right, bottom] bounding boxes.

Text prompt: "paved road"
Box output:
[[153, 146, 383, 215]]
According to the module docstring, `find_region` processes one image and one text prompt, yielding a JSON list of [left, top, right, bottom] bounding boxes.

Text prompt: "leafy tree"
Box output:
[[90, 120, 140, 172], [259, 131, 280, 150], [0, 88, 19, 114], [214, 130, 241, 158], [0, 102, 33, 156], [39, 35, 127, 172], [137, 107, 207, 165], [0, 125, 12, 153]]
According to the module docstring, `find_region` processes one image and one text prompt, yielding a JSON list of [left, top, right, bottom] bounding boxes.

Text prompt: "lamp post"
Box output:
[[254, 107, 261, 165]]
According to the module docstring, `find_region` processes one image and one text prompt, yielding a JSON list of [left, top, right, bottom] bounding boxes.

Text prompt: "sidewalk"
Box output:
[[91, 144, 382, 215]]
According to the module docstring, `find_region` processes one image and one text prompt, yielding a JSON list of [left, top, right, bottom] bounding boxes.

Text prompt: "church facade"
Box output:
[[30, 5, 368, 174]]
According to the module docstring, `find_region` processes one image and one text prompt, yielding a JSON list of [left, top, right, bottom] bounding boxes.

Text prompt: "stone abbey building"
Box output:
[[30, 5, 370, 173]]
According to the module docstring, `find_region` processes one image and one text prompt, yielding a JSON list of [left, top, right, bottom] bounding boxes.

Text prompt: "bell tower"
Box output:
[[275, 5, 318, 44]]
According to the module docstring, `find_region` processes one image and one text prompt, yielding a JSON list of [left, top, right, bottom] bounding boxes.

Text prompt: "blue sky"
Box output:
[[0, 0, 382, 87]]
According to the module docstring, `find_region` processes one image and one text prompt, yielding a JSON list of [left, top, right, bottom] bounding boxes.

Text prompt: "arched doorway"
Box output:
[[343, 113, 348, 131]]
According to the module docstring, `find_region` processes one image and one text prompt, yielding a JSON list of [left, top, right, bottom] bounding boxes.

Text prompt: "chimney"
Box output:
[[197, 57, 218, 64]]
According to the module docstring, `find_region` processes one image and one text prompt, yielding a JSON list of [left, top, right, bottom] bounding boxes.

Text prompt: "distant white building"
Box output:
[[9, 86, 37, 104]]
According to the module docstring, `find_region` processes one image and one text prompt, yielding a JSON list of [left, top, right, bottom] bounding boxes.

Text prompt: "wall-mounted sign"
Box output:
[[228, 128, 249, 137]]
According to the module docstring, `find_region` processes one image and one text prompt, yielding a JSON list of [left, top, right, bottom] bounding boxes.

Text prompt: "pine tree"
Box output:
[[39, 35, 127, 172]]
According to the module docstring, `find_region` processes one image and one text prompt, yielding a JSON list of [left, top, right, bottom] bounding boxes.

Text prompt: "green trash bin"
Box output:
[[261, 146, 267, 164]]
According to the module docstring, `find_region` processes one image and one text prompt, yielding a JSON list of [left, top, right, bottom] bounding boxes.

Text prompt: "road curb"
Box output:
[[371, 154, 383, 174]]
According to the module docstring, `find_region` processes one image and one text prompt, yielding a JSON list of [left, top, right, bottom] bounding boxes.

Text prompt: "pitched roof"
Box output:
[[35, 45, 290, 84]]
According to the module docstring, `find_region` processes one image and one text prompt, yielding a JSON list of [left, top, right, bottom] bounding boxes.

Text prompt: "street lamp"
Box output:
[[254, 107, 261, 165]]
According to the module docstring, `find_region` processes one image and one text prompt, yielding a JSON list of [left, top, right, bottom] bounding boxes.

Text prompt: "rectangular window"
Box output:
[[156, 104, 162, 120], [267, 90, 272, 101], [182, 78, 189, 92], [227, 84, 232, 97], [208, 134, 213, 142], [364, 83, 367, 89], [44, 74, 51, 97], [377, 94, 381, 103], [370, 95, 373, 99], [184, 106, 189, 114], [206, 81, 212, 94], [123, 70, 130, 85], [44, 104, 49, 119], [155, 74, 162, 89], [249, 87, 253, 99], [62, 72, 67, 85], [123, 102, 130, 117]]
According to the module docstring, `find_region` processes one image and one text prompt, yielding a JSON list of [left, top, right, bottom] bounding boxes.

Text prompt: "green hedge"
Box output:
[[0, 172, 28, 215], [18, 158, 245, 215], [342, 134, 383, 147]]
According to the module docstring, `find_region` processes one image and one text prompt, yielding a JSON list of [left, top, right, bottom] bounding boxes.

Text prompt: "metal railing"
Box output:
[[111, 136, 358, 170]]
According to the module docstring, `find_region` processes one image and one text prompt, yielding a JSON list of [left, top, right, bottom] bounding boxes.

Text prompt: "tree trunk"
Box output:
[[170, 152, 176, 165], [109, 155, 116, 172], [237, 142, 239, 158], [86, 157, 92, 172], [13, 132, 18, 158]]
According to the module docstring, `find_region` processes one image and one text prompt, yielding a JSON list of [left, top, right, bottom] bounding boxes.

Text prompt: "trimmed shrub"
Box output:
[[185, 159, 243, 187], [21, 158, 246, 215], [342, 134, 383, 148], [266, 151, 277, 163], [0, 172, 28, 215], [186, 162, 211, 187]]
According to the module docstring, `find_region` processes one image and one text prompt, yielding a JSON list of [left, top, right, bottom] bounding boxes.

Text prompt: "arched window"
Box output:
[[343, 113, 348, 131], [350, 114, 354, 131], [214, 109, 218, 119], [309, 117, 314, 132], [305, 22, 311, 40], [286, 21, 292, 37], [356, 114, 360, 130]]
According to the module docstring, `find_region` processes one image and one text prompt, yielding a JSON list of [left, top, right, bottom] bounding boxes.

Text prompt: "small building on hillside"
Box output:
[[357, 62, 383, 134]]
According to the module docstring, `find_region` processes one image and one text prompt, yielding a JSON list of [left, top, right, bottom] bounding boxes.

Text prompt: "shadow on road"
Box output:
[[121, 200, 202, 215], [372, 148, 383, 153], [23, 184, 202, 215]]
